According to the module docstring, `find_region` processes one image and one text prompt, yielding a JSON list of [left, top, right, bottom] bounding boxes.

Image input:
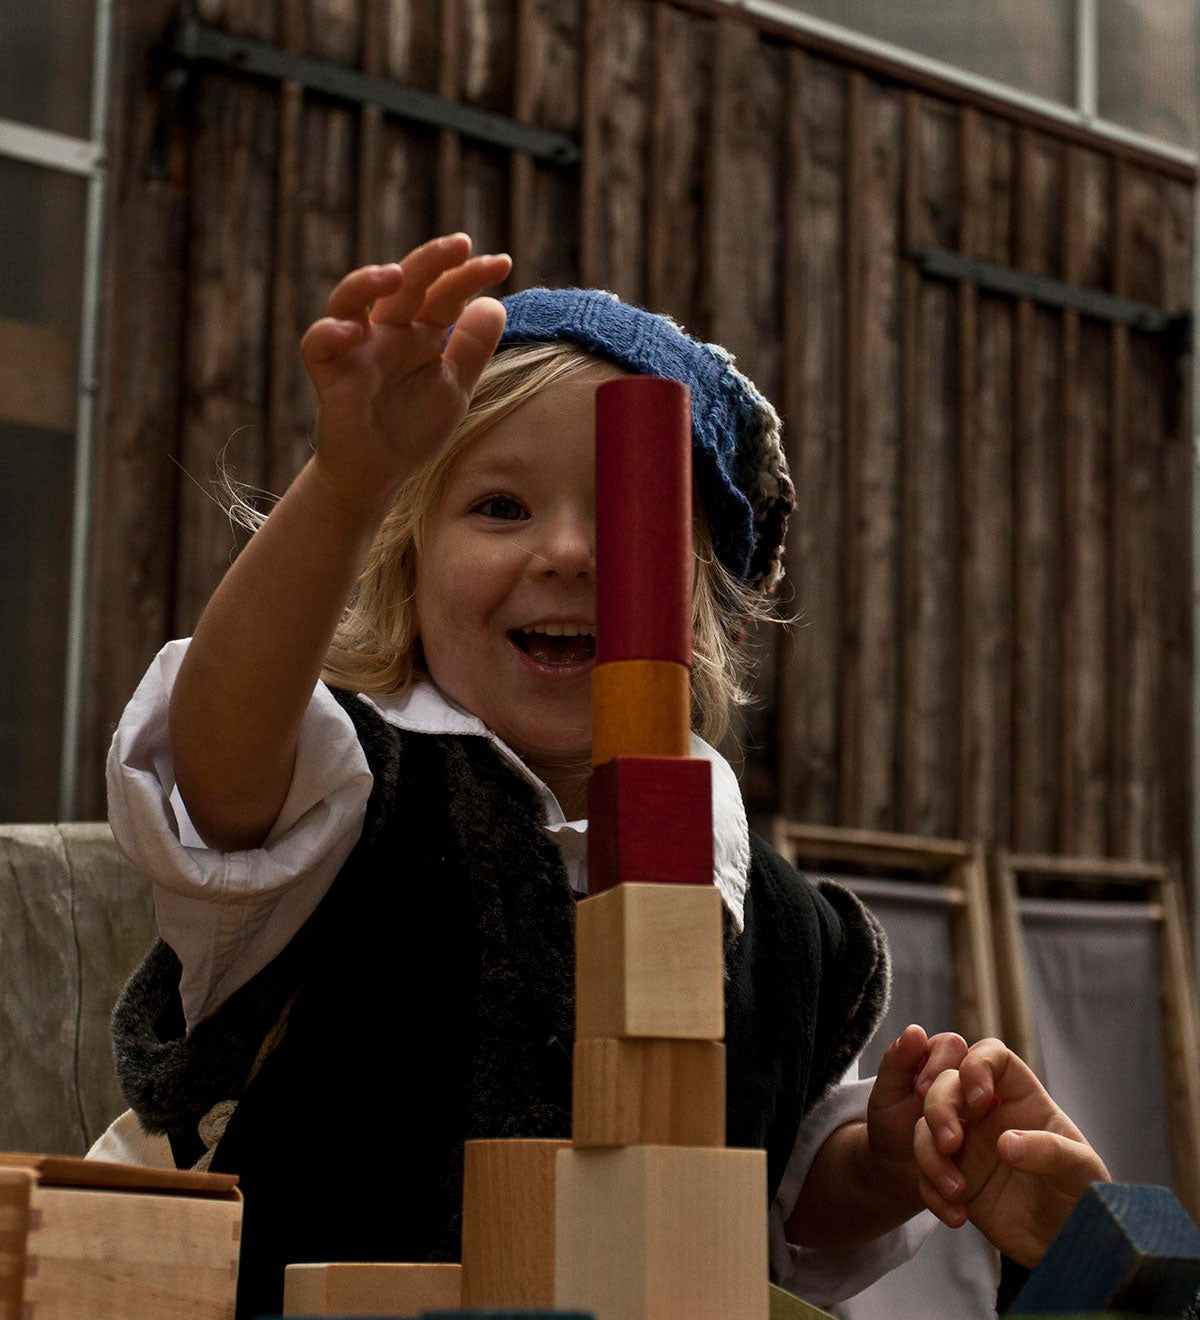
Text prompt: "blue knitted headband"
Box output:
[[497, 288, 794, 592]]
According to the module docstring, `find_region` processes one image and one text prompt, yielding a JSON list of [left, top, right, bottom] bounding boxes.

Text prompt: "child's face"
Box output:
[[415, 363, 627, 767]]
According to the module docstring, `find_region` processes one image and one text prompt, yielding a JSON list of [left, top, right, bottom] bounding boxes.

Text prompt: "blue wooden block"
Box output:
[[1007, 1182, 1200, 1316]]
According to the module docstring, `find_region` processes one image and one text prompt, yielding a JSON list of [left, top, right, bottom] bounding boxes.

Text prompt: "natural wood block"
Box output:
[[283, 1261, 461, 1315], [575, 884, 723, 1040], [587, 757, 712, 894], [591, 661, 690, 766], [0, 1153, 241, 1319], [572, 1038, 725, 1147], [460, 1139, 569, 1308], [554, 1145, 768, 1320]]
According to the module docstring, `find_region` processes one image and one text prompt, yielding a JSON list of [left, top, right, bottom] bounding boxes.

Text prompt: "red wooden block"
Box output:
[[595, 377, 693, 666], [587, 756, 712, 894]]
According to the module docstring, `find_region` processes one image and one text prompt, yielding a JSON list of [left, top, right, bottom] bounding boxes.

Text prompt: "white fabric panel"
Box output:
[[1020, 898, 1174, 1188], [824, 882, 1000, 1320]]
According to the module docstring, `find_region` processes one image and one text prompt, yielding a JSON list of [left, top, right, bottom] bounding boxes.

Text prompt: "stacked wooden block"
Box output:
[[551, 379, 768, 1320]]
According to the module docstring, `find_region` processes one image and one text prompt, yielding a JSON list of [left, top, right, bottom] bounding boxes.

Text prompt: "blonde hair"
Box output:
[[229, 342, 779, 746]]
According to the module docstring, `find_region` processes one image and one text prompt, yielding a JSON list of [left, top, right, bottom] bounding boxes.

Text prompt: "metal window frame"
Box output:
[[0, 0, 113, 820], [735, 0, 1197, 169]]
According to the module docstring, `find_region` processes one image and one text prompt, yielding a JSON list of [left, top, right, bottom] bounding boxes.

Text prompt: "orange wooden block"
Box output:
[[460, 1139, 569, 1308], [592, 660, 690, 766], [0, 1154, 240, 1320], [554, 1144, 768, 1320], [572, 1038, 725, 1147], [575, 884, 724, 1040]]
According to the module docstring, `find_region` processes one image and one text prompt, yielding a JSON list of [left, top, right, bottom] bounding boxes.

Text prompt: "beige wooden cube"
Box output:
[[283, 1262, 461, 1315], [572, 1038, 725, 1147], [0, 1153, 240, 1320], [554, 1144, 768, 1320], [575, 884, 724, 1040]]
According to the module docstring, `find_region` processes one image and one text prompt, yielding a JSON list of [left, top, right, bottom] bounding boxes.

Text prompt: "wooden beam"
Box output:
[[773, 818, 974, 871], [356, 0, 386, 263], [507, 0, 535, 287], [955, 105, 980, 839], [777, 45, 807, 818], [1109, 160, 1132, 858], [837, 69, 866, 827], [898, 89, 922, 836], [1002, 851, 1168, 884], [436, 0, 462, 232]]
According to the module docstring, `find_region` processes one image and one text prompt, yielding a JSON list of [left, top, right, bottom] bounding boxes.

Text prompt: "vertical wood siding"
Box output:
[[85, 1, 1193, 889]]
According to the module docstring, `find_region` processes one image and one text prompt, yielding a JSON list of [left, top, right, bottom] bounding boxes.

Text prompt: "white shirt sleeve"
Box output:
[[106, 639, 373, 1028], [768, 1062, 937, 1306]]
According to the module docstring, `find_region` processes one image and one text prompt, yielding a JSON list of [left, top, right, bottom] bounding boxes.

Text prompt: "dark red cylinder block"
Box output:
[[595, 377, 693, 666]]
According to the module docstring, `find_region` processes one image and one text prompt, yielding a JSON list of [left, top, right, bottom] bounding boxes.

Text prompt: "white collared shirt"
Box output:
[[104, 638, 930, 1302]]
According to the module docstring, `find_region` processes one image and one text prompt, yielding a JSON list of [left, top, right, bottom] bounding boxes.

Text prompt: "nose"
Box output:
[[530, 510, 594, 580]]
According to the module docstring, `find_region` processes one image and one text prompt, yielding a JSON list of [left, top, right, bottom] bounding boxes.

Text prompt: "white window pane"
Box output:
[[0, 157, 86, 821], [0, 0, 95, 139], [1098, 0, 1199, 149], [788, 0, 1075, 104]]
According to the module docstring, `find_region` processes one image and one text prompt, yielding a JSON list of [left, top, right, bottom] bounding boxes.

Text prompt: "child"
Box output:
[[103, 233, 1107, 1318]]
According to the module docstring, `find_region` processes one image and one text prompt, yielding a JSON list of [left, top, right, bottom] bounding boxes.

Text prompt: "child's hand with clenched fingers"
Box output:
[[915, 1037, 1111, 1267]]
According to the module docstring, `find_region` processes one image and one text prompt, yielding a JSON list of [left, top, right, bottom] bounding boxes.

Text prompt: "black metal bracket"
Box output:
[[911, 246, 1192, 354], [145, 3, 579, 180]]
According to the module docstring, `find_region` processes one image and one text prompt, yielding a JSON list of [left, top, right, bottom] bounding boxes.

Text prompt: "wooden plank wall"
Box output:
[[83, 0, 1194, 883]]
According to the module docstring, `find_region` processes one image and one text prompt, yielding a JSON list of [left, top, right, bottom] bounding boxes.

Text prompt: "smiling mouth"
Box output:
[[509, 626, 596, 666]]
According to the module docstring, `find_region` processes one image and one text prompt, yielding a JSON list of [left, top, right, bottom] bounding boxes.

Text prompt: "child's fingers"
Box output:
[[915, 1030, 970, 1098], [411, 253, 513, 329], [917, 1170, 968, 1229], [324, 263, 405, 324], [301, 317, 366, 369], [371, 233, 474, 326], [998, 1129, 1110, 1190], [914, 1114, 967, 1203], [443, 296, 508, 395], [958, 1038, 1016, 1119], [922, 1068, 966, 1154], [864, 1024, 926, 1116]]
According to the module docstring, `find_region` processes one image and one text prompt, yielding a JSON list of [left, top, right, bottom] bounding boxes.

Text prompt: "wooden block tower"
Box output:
[[553, 378, 769, 1320]]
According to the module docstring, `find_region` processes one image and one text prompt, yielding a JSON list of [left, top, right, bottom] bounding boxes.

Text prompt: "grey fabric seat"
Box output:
[[0, 823, 156, 1155]]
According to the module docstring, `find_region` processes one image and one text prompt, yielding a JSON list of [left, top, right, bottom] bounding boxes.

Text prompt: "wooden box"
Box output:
[[0, 1153, 241, 1320]]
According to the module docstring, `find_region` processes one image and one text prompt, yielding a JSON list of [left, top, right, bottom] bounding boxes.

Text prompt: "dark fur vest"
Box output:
[[113, 689, 889, 1320]]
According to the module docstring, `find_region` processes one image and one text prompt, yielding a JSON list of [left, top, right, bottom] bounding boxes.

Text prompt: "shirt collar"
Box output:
[[363, 678, 749, 931]]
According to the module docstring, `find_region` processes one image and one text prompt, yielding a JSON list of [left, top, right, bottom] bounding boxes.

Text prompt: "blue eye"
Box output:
[[473, 495, 527, 521]]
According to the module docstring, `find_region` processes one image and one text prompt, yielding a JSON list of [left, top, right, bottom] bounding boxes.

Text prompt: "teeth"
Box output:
[[527, 623, 595, 637]]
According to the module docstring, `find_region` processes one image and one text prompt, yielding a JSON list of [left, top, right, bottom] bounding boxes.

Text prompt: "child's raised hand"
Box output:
[[865, 1024, 970, 1188], [914, 1038, 1110, 1267], [301, 233, 513, 515]]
